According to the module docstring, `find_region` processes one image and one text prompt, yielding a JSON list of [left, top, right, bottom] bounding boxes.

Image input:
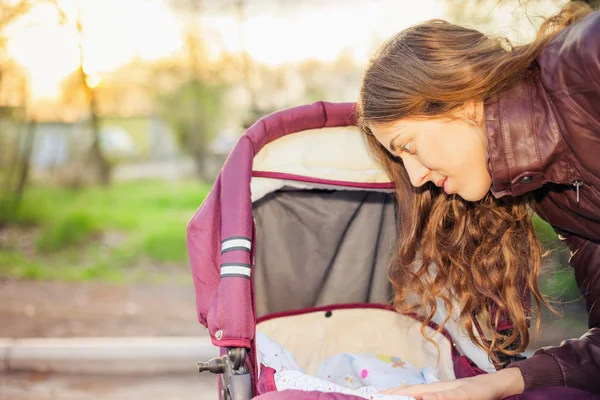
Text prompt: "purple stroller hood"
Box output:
[[187, 101, 358, 349]]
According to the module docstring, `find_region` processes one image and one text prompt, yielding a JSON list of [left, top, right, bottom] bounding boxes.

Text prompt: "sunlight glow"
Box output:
[[6, 0, 182, 99], [85, 73, 101, 89], [201, 0, 445, 65], [4, 0, 564, 101]]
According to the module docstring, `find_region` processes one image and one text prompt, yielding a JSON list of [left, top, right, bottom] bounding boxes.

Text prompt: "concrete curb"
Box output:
[[0, 337, 219, 375], [0, 337, 538, 376]]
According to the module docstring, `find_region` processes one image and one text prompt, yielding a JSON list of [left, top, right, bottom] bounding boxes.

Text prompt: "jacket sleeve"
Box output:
[[507, 236, 600, 394]]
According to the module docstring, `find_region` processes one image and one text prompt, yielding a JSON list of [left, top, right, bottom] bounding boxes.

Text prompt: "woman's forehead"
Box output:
[[370, 120, 411, 145], [370, 120, 406, 136], [370, 121, 410, 152]]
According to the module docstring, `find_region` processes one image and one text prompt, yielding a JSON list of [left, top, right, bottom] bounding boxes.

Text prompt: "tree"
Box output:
[[158, 0, 228, 181], [159, 77, 224, 181], [445, 0, 571, 45], [0, 1, 39, 226], [50, 0, 110, 185], [0, 81, 35, 227]]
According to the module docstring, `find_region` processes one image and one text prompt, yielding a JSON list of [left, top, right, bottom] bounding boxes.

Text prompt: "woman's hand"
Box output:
[[380, 367, 524, 400]]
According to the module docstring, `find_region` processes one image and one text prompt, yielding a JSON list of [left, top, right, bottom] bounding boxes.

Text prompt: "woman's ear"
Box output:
[[462, 100, 478, 121], [460, 100, 485, 127]]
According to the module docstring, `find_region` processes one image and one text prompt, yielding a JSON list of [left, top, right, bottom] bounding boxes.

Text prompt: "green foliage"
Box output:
[[533, 214, 560, 249], [0, 249, 125, 282], [0, 180, 211, 282], [532, 215, 581, 302], [101, 117, 150, 156], [140, 224, 187, 263], [158, 78, 226, 180], [0, 194, 43, 226], [0, 112, 36, 226], [541, 267, 582, 303], [36, 211, 101, 252], [2, 179, 583, 300], [159, 79, 225, 144], [6, 194, 49, 225]]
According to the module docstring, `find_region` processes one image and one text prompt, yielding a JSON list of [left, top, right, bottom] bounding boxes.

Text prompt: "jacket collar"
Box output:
[[483, 76, 574, 198]]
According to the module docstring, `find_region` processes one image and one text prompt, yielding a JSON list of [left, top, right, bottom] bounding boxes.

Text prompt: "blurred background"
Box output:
[[0, 0, 594, 399]]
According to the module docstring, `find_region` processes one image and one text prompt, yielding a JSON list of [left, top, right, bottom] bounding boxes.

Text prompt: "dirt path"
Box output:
[[1, 372, 218, 400], [0, 278, 588, 349], [0, 279, 206, 338]]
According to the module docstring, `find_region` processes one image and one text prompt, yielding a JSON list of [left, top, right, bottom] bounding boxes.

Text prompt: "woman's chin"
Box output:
[[455, 188, 489, 202]]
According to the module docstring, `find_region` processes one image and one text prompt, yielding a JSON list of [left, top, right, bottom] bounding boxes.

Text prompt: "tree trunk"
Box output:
[[88, 89, 110, 185], [0, 118, 36, 228], [14, 119, 36, 206], [80, 66, 110, 186]]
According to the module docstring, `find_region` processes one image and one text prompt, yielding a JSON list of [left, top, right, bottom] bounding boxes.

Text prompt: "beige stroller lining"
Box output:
[[256, 307, 457, 381], [253, 126, 389, 183], [251, 127, 391, 202]]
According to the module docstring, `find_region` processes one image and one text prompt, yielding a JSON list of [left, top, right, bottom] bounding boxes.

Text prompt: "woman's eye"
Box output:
[[401, 142, 411, 153]]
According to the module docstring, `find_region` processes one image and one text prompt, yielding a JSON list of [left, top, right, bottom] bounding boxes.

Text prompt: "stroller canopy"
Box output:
[[187, 102, 398, 349]]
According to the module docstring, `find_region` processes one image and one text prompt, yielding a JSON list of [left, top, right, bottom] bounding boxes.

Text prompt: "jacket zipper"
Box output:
[[572, 180, 583, 203], [570, 179, 600, 215]]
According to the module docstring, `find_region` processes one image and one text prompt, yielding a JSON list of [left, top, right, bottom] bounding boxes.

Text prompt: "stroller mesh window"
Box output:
[[252, 189, 397, 318]]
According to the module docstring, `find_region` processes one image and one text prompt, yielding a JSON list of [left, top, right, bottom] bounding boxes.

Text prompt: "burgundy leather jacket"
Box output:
[[483, 10, 600, 394]]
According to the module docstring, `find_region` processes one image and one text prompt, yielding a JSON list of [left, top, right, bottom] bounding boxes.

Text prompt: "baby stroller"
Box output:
[[188, 102, 592, 400]]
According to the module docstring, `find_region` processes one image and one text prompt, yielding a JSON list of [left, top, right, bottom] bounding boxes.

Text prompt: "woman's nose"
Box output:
[[403, 157, 431, 187]]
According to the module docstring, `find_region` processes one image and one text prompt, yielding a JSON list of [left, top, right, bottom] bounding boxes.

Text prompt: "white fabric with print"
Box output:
[[256, 331, 439, 400]]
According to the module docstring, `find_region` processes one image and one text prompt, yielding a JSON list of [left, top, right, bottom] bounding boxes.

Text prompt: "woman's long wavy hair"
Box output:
[[357, 2, 592, 366]]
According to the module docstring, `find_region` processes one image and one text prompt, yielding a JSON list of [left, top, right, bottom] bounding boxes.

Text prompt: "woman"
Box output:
[[357, 2, 599, 399]]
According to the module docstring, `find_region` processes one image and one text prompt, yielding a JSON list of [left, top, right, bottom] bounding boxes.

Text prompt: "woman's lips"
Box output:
[[435, 177, 451, 194], [442, 178, 451, 194]]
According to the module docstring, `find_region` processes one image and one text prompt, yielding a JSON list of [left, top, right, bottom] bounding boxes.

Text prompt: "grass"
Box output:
[[532, 215, 581, 302], [0, 180, 579, 300], [533, 214, 561, 249], [0, 180, 210, 282], [36, 212, 101, 252], [540, 267, 582, 303]]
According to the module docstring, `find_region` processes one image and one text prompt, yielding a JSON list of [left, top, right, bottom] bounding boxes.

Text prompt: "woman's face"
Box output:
[[370, 113, 492, 201]]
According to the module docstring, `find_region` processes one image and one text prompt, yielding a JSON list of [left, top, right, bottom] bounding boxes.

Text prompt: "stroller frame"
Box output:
[[190, 102, 486, 399]]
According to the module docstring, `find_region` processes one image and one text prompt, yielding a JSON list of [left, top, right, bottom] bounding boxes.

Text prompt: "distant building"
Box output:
[[28, 115, 181, 170]]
